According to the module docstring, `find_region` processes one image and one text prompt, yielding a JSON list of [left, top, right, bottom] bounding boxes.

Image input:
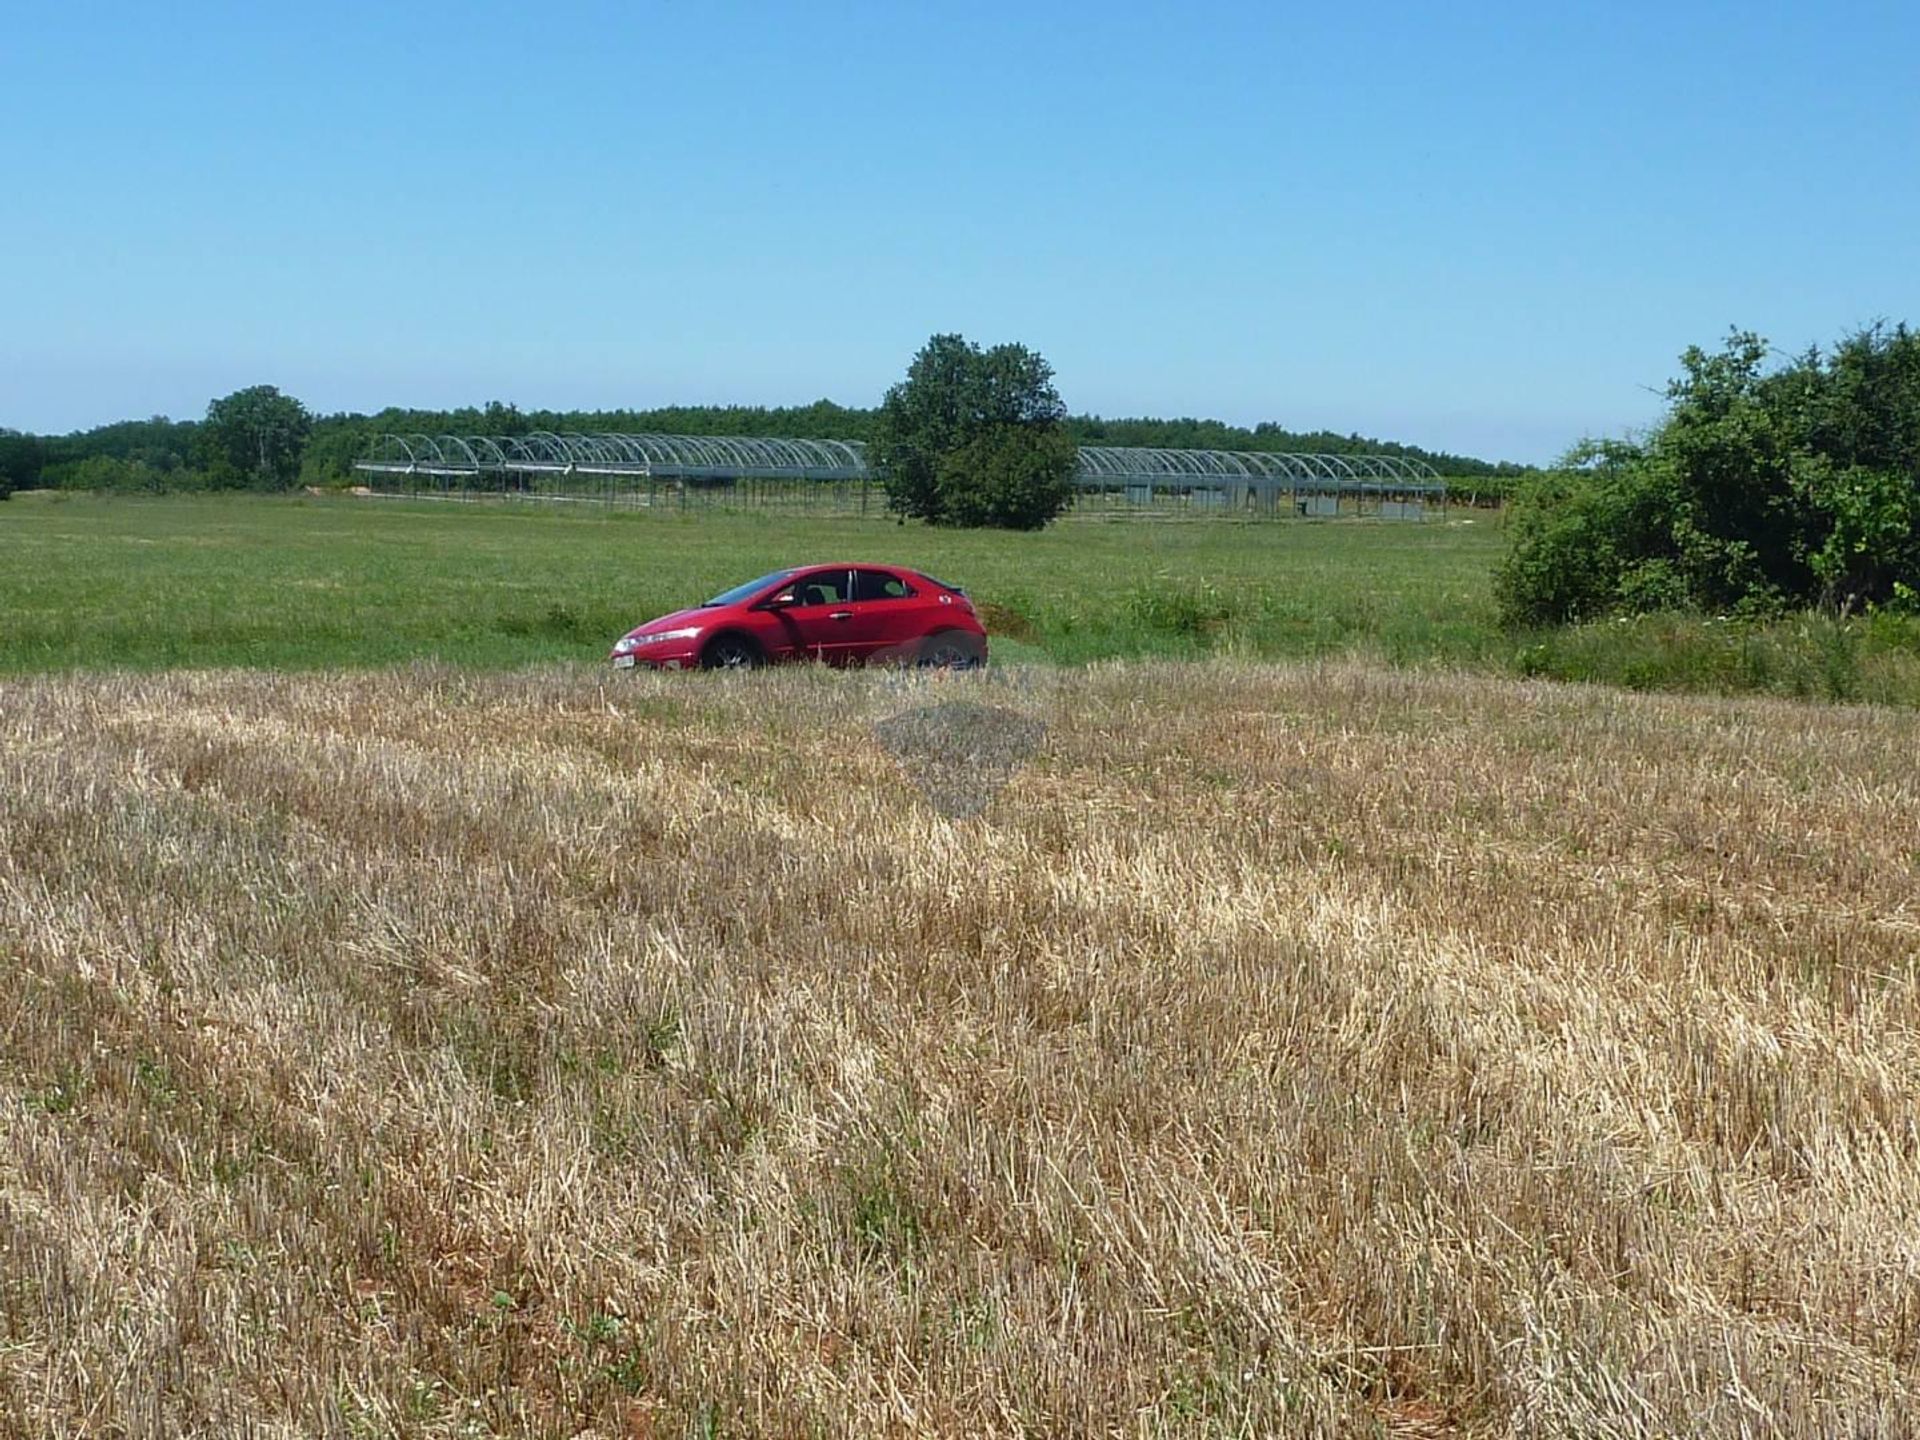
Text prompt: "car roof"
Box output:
[[783, 562, 918, 576], [763, 564, 957, 588]]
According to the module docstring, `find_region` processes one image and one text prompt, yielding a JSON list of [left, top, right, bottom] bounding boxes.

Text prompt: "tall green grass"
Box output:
[[1512, 610, 1920, 706]]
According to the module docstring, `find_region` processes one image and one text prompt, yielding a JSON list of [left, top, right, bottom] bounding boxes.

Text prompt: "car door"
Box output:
[[761, 568, 856, 662], [843, 567, 926, 662]]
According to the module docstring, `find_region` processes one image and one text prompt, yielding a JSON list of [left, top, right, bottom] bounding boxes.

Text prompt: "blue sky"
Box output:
[[4, 1, 1916, 462]]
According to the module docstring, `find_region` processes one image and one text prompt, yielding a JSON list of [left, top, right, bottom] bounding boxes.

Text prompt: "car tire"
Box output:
[[701, 634, 763, 670], [917, 631, 985, 669]]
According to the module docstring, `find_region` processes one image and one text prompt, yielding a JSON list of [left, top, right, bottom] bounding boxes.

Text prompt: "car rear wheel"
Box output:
[[917, 632, 985, 669], [701, 634, 763, 670]]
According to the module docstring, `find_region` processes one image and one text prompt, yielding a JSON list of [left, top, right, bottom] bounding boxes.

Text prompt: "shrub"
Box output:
[[52, 455, 182, 493], [1498, 325, 1920, 626]]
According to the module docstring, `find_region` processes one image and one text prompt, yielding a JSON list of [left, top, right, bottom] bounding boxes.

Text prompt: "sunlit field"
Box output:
[[4, 661, 1918, 1435], [0, 493, 1505, 673]]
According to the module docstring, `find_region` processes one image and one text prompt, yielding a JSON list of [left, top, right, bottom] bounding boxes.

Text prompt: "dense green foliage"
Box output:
[[934, 425, 1081, 529], [198, 385, 313, 490], [871, 335, 1078, 529], [0, 429, 41, 499], [1498, 325, 1920, 626], [9, 388, 311, 493], [25, 416, 199, 491]]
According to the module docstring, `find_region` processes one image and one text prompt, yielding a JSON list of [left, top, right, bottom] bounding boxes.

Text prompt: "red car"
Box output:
[[609, 564, 988, 670]]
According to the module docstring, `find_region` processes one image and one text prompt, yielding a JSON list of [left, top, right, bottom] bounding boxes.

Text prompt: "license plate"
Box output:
[[613, 655, 636, 669]]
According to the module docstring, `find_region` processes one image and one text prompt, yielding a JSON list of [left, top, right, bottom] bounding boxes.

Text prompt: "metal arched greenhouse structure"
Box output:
[[354, 432, 1445, 519]]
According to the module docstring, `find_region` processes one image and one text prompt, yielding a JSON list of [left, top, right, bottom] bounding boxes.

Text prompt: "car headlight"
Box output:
[[617, 627, 700, 653]]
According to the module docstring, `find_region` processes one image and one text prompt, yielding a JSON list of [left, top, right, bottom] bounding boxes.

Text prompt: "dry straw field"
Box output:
[[3, 660, 1919, 1437]]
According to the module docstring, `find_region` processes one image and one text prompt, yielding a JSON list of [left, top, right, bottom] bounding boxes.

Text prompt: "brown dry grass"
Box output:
[[2, 661, 1919, 1437]]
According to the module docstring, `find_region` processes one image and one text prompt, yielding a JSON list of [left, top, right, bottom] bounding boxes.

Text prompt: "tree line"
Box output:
[[1, 388, 1526, 502]]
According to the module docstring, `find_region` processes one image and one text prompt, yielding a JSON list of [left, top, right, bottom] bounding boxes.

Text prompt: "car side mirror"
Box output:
[[765, 590, 796, 608]]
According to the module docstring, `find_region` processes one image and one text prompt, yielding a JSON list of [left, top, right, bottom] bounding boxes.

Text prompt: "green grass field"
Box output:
[[8, 492, 1920, 703], [0, 493, 1507, 673]]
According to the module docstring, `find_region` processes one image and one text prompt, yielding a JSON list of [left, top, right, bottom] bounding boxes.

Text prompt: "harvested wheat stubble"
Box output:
[[2, 660, 1919, 1437]]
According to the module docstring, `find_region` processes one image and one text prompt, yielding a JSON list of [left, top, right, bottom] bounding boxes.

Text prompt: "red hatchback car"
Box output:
[[609, 565, 988, 670]]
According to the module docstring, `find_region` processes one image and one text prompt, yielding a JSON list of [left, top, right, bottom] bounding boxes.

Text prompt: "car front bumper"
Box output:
[[612, 653, 689, 670]]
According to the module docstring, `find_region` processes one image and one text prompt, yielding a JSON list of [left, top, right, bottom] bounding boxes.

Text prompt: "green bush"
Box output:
[[1499, 325, 1920, 626]]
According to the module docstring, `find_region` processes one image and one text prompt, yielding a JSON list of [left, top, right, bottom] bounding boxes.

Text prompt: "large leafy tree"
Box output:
[[871, 334, 1077, 529], [199, 385, 313, 490], [1498, 325, 1920, 624]]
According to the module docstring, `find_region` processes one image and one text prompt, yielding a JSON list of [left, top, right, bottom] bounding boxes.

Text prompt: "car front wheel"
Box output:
[[701, 635, 763, 670]]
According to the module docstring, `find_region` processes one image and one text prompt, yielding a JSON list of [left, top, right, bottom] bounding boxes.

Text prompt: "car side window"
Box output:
[[792, 570, 849, 606], [852, 569, 915, 602]]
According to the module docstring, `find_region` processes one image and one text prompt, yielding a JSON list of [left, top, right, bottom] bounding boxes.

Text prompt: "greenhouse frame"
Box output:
[[354, 432, 1447, 518]]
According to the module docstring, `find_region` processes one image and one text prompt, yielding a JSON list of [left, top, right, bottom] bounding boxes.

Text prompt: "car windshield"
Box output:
[[702, 569, 795, 607]]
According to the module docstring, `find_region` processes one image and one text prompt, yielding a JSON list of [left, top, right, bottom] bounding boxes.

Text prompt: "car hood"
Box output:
[[628, 607, 712, 637]]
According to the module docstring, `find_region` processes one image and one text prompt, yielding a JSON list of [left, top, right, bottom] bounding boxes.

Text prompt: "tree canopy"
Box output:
[[870, 334, 1078, 530], [198, 385, 313, 490], [1497, 325, 1920, 626]]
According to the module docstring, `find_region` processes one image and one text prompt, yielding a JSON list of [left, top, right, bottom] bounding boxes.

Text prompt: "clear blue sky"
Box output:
[[4, 1, 1916, 463]]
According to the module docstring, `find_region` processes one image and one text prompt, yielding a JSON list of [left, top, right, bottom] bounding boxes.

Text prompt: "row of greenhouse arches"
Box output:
[[354, 431, 1447, 517]]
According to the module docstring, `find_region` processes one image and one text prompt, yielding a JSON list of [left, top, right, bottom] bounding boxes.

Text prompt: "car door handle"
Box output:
[[828, 610, 853, 621]]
